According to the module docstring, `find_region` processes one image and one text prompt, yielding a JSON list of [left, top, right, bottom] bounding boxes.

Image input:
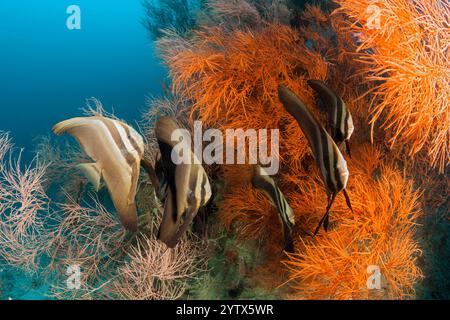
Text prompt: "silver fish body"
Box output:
[[53, 116, 145, 231], [278, 85, 353, 234], [155, 116, 212, 248], [252, 165, 296, 252], [307, 80, 354, 157]]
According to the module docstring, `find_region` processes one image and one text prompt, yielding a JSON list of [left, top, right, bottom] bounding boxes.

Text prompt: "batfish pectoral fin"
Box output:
[[77, 163, 102, 192]]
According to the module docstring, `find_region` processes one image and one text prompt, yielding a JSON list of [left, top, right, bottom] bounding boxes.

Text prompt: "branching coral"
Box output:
[[45, 192, 129, 299], [1, 132, 205, 300], [113, 233, 203, 300], [142, 0, 199, 39], [198, 0, 292, 28], [156, 1, 425, 299], [0, 132, 50, 272], [33, 135, 89, 197], [333, 0, 450, 172], [46, 187, 204, 300], [157, 19, 329, 170], [283, 147, 423, 299], [159, 23, 327, 128], [2, 0, 439, 301]]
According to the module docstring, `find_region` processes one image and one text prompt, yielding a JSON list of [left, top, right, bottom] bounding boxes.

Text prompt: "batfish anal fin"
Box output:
[[77, 163, 102, 192], [343, 189, 353, 212], [345, 140, 352, 159], [314, 192, 337, 236], [323, 214, 330, 231]]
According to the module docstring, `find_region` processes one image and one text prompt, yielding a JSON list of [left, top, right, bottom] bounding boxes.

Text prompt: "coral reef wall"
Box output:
[[333, 0, 449, 172], [152, 0, 434, 299]]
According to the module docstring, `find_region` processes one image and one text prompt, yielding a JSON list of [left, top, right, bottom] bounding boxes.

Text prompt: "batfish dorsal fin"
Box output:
[[155, 116, 190, 148], [278, 85, 327, 157], [307, 79, 338, 112], [77, 163, 102, 192]]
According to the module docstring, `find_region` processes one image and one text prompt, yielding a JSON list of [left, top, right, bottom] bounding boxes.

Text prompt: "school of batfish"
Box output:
[[53, 80, 354, 249]]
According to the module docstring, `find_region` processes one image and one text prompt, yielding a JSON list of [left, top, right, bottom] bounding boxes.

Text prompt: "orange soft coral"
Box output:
[[156, 2, 424, 298], [283, 145, 423, 300], [158, 23, 328, 127], [333, 0, 450, 172]]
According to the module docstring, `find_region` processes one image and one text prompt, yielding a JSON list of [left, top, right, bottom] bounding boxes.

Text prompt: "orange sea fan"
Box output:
[[333, 0, 450, 172], [218, 184, 282, 245], [158, 23, 328, 128], [283, 154, 423, 299], [155, 2, 426, 299]]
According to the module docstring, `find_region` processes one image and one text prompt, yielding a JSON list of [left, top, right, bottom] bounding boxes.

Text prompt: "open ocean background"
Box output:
[[0, 0, 165, 299], [0, 0, 165, 163]]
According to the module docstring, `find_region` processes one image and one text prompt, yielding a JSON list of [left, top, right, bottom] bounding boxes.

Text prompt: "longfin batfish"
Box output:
[[307, 80, 354, 158], [53, 116, 145, 232], [252, 165, 296, 252], [278, 85, 353, 235], [155, 116, 212, 248]]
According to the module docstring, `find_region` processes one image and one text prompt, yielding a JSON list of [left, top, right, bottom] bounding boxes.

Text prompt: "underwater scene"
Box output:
[[0, 0, 448, 301]]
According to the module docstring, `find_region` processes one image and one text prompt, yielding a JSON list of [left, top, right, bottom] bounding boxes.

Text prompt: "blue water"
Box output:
[[0, 0, 166, 161], [0, 0, 165, 299]]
